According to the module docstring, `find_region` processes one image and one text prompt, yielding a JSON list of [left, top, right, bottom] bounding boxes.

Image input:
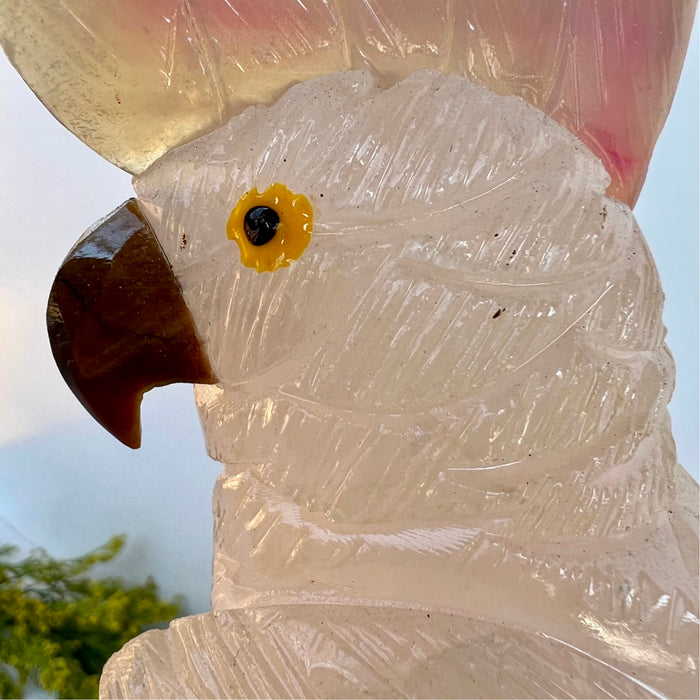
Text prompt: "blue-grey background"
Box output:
[[0, 19, 697, 616]]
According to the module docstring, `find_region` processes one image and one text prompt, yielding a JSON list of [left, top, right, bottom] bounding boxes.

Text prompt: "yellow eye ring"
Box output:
[[226, 183, 313, 273]]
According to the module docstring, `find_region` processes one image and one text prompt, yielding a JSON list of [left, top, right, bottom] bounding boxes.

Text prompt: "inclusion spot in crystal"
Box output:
[[244, 206, 280, 246]]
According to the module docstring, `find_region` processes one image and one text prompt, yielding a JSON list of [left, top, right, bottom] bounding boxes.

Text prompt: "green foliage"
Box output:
[[0, 536, 180, 699]]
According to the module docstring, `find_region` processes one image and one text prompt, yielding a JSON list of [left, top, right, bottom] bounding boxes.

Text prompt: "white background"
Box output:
[[0, 21, 697, 615]]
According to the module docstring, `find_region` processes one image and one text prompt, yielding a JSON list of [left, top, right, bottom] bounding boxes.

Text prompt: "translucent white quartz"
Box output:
[[100, 72, 698, 698]]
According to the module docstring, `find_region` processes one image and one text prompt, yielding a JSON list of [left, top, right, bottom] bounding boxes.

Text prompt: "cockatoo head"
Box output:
[[63, 69, 657, 530], [12, 1, 683, 530], [20, 0, 689, 472]]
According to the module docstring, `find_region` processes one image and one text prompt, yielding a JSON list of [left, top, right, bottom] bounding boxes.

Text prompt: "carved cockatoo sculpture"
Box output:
[[0, 2, 697, 698]]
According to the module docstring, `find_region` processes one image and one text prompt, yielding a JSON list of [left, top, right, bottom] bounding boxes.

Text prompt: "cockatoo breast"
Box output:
[[134, 71, 676, 615]]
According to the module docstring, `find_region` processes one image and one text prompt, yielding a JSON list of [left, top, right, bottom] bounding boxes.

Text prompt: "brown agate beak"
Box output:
[[47, 199, 217, 449]]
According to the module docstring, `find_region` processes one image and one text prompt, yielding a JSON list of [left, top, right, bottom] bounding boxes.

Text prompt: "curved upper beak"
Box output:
[[47, 199, 217, 449]]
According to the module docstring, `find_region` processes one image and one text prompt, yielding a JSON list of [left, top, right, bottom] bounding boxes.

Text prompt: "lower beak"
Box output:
[[47, 199, 217, 449]]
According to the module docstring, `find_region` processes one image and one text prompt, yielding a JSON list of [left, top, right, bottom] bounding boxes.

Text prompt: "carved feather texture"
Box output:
[[98, 71, 699, 698]]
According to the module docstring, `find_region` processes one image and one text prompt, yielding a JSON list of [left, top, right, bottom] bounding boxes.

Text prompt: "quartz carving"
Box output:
[[98, 72, 697, 698], [0, 1, 697, 698]]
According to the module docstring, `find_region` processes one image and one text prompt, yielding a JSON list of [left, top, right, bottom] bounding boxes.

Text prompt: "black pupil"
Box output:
[[244, 206, 280, 246]]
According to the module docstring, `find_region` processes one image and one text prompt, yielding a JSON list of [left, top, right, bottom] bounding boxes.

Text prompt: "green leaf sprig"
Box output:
[[0, 536, 180, 698]]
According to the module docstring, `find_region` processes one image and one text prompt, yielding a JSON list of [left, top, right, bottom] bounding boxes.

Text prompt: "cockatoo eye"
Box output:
[[226, 183, 313, 273], [243, 206, 280, 246]]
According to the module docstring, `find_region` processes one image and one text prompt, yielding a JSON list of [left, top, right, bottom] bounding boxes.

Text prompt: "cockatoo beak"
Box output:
[[46, 199, 217, 449]]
